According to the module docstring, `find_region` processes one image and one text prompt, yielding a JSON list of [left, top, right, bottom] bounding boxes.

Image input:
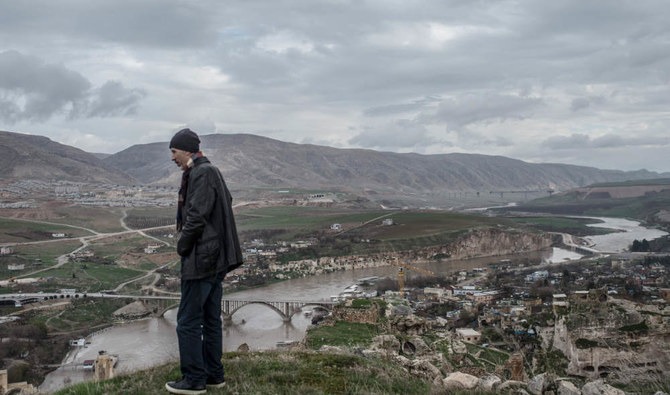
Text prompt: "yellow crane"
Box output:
[[394, 259, 436, 298]]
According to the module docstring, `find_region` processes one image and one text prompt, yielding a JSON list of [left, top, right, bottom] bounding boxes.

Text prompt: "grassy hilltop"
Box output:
[[54, 350, 439, 395]]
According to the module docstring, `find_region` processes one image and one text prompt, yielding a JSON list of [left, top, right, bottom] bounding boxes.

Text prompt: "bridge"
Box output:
[[0, 292, 337, 322], [221, 299, 336, 323]]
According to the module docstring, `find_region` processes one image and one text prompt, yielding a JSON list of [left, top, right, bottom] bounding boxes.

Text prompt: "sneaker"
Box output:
[[165, 378, 206, 395], [206, 377, 226, 389]]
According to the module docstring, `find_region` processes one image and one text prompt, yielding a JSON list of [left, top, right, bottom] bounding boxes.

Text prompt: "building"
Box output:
[[424, 287, 447, 299], [144, 244, 161, 254], [290, 241, 313, 249], [456, 328, 482, 343], [552, 293, 568, 306], [525, 270, 549, 282], [552, 293, 568, 313], [453, 286, 477, 296], [0, 369, 37, 394], [470, 290, 500, 304], [570, 289, 608, 304]]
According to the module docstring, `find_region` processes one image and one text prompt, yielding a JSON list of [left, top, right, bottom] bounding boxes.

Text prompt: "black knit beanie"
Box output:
[[169, 128, 200, 152]]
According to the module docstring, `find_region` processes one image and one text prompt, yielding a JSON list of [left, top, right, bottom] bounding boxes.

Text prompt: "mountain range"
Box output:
[[1, 130, 667, 202]]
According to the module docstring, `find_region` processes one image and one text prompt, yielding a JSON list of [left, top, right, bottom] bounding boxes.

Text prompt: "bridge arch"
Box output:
[[225, 301, 288, 321], [222, 300, 336, 323], [155, 301, 180, 317]]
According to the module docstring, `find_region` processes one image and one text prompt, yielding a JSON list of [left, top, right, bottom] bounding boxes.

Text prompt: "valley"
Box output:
[[0, 177, 668, 393], [0, 132, 669, 393]]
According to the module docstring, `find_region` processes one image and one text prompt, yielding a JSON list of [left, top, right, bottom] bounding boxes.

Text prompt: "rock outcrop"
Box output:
[[438, 227, 553, 260], [351, 332, 647, 394], [545, 298, 670, 384], [112, 301, 151, 319]]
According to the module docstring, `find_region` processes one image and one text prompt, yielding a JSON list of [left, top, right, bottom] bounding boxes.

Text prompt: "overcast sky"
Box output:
[[1, 1, 669, 172]]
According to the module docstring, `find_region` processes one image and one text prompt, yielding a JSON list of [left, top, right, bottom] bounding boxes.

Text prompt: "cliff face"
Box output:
[[434, 228, 553, 260], [267, 227, 554, 278], [545, 297, 670, 384]]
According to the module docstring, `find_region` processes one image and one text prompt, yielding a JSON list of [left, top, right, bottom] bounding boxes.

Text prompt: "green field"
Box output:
[[0, 217, 93, 243], [49, 206, 127, 233], [236, 206, 501, 240], [124, 207, 175, 229], [236, 206, 508, 258], [507, 216, 615, 236], [39, 262, 145, 292], [236, 206, 383, 231], [0, 240, 84, 279], [43, 298, 127, 332], [87, 234, 153, 259], [305, 321, 381, 349]]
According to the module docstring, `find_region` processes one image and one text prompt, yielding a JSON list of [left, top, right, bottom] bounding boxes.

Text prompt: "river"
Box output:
[[582, 216, 668, 252], [38, 216, 667, 393]]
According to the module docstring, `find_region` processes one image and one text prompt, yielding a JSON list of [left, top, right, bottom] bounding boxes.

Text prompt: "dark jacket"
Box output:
[[177, 156, 243, 280]]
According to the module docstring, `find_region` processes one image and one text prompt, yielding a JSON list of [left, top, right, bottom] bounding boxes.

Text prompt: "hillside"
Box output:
[[2, 130, 668, 205], [0, 130, 135, 184], [503, 178, 670, 225], [104, 133, 667, 195]]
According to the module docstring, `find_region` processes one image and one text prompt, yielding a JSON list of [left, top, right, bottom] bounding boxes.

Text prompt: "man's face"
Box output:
[[170, 148, 192, 171]]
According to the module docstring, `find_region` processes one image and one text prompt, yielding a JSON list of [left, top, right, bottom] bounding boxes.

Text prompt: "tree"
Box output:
[[631, 239, 641, 252], [641, 239, 650, 251], [631, 238, 651, 252]]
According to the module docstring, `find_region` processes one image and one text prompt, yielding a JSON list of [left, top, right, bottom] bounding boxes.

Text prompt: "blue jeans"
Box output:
[[176, 271, 225, 385]]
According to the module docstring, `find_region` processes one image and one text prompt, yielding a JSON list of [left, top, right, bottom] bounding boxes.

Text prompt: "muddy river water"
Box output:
[[38, 216, 666, 393]]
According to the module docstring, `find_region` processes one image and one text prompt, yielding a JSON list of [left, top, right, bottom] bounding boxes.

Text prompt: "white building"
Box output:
[[144, 244, 161, 254], [456, 328, 482, 343], [552, 293, 569, 309], [525, 270, 549, 282]]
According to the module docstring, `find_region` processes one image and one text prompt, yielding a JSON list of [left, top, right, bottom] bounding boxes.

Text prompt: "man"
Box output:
[[165, 128, 243, 395]]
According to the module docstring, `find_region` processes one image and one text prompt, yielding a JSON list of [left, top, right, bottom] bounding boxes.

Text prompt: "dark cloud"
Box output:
[[81, 81, 146, 117], [0, 1, 220, 48], [0, 51, 90, 122], [0, 50, 145, 122]]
